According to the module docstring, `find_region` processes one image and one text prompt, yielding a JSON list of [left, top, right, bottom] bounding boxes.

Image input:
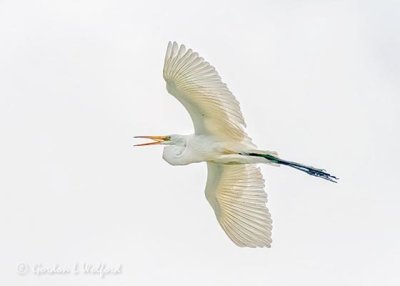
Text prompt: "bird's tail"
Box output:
[[243, 151, 338, 183]]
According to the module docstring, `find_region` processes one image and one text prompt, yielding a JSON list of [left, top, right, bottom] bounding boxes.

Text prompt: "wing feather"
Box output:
[[205, 163, 272, 248], [163, 41, 254, 146]]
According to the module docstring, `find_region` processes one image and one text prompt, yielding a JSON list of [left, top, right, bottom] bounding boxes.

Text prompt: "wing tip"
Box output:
[[166, 41, 187, 56]]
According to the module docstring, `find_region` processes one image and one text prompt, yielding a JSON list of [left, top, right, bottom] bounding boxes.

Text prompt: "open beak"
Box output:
[[134, 135, 169, 147]]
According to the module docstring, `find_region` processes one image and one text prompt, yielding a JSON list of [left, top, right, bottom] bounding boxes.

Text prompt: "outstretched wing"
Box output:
[[205, 162, 272, 248], [163, 41, 254, 145]]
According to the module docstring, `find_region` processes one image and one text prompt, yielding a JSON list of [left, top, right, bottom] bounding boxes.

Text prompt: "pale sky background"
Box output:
[[0, 0, 399, 285]]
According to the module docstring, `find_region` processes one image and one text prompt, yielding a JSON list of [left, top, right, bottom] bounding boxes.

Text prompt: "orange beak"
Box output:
[[134, 135, 170, 147]]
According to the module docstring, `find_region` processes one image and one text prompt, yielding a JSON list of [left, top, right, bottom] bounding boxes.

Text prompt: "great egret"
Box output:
[[135, 42, 337, 248]]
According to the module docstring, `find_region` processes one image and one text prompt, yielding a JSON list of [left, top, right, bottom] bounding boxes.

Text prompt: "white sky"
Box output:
[[0, 0, 399, 285]]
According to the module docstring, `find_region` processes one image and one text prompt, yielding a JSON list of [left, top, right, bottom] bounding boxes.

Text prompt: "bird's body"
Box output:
[[135, 42, 337, 248], [161, 134, 269, 165]]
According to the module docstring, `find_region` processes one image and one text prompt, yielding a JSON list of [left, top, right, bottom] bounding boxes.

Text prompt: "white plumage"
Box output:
[[205, 163, 272, 247], [163, 41, 255, 147], [163, 42, 273, 247], [135, 42, 337, 248]]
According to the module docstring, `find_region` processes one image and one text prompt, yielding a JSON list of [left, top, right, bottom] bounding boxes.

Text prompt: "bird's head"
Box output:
[[134, 134, 188, 165], [134, 134, 186, 147]]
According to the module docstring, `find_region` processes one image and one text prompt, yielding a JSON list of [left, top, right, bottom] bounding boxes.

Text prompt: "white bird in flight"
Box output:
[[135, 42, 337, 248]]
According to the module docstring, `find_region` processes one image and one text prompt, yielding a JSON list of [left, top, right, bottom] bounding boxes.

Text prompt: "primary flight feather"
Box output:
[[135, 42, 337, 248]]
